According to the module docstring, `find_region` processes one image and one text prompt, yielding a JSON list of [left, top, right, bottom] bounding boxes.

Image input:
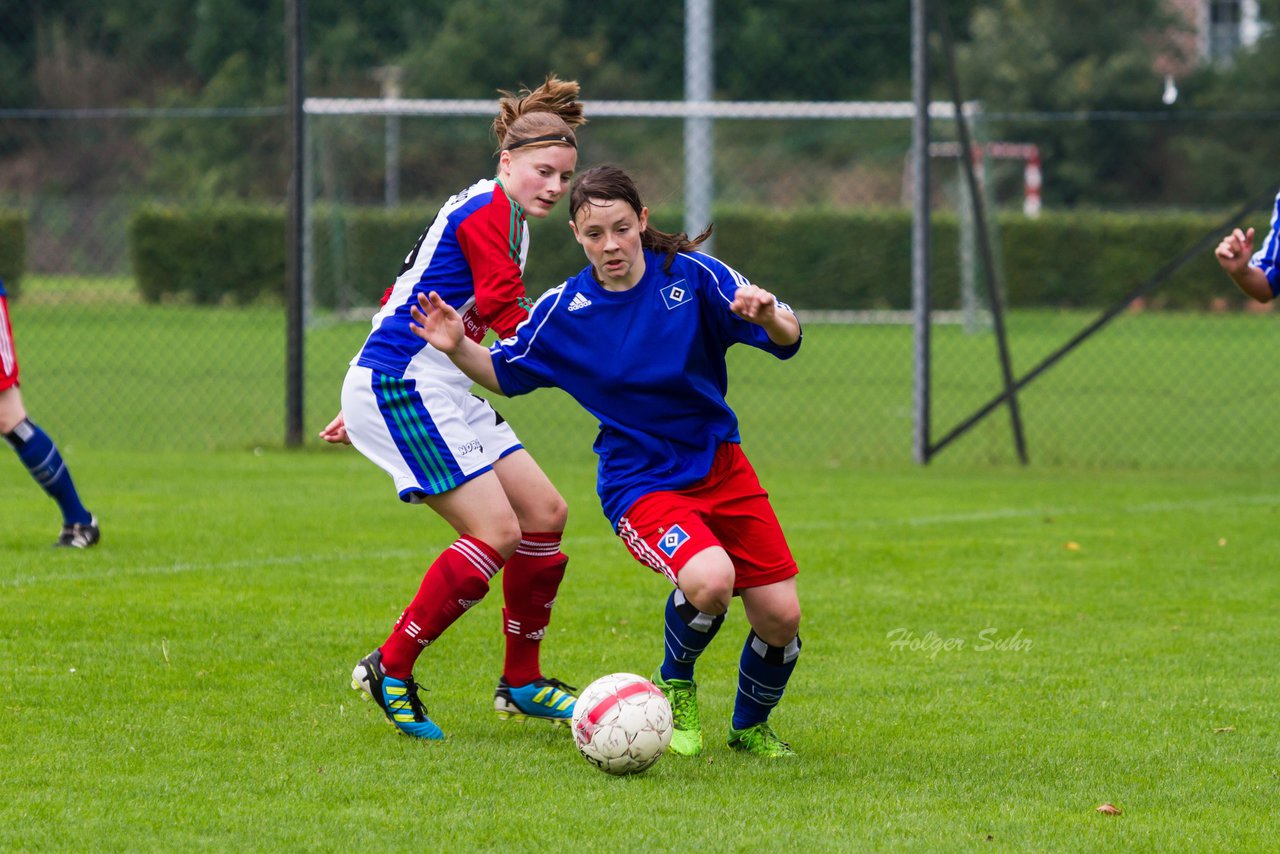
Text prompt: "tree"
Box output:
[[955, 0, 1192, 206]]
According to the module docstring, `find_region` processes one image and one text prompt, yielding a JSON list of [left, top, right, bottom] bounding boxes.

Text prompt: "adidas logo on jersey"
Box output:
[[567, 292, 592, 312]]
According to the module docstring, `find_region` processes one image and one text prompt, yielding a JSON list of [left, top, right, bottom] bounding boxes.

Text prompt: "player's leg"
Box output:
[[342, 368, 516, 739], [618, 492, 731, 757], [730, 578, 801, 758], [352, 474, 517, 741], [0, 365, 97, 548], [703, 443, 801, 757], [490, 446, 575, 724]]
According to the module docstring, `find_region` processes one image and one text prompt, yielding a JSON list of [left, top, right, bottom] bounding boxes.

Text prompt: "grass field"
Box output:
[[4, 277, 1280, 849], [4, 452, 1279, 850]]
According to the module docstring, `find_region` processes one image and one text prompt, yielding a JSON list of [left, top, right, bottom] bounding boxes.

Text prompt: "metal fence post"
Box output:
[[911, 0, 931, 465], [685, 0, 714, 252], [285, 0, 306, 446]]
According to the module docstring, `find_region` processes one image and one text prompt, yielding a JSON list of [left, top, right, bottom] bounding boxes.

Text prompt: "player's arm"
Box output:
[[1214, 227, 1273, 303], [730, 284, 800, 345], [455, 201, 530, 337], [409, 292, 505, 394]]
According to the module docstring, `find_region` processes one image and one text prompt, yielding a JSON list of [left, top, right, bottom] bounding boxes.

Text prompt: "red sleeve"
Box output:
[[454, 188, 530, 338]]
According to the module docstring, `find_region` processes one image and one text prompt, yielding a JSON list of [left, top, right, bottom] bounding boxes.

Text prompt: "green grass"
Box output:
[[3, 451, 1280, 850], [5, 276, 1280, 848]]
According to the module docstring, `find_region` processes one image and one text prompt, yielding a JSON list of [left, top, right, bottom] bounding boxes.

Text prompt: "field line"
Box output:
[[7, 492, 1278, 588]]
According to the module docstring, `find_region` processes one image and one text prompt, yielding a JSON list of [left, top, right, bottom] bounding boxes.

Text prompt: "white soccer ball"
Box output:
[[571, 672, 673, 775]]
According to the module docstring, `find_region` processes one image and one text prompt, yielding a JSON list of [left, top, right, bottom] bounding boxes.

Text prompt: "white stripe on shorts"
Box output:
[[616, 517, 677, 585]]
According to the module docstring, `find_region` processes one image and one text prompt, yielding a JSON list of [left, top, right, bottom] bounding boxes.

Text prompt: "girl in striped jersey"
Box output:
[[1215, 188, 1280, 304], [323, 75, 584, 740], [410, 165, 805, 758]]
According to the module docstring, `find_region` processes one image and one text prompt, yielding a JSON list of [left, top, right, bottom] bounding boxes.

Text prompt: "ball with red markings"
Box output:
[[571, 672, 673, 775]]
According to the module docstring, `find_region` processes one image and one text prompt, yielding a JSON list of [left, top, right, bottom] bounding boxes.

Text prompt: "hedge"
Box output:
[[129, 204, 1235, 311], [0, 211, 26, 298], [129, 205, 285, 305]]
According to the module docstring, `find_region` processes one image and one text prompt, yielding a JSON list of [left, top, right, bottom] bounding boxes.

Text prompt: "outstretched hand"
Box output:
[[1215, 227, 1255, 275], [409, 291, 465, 354]]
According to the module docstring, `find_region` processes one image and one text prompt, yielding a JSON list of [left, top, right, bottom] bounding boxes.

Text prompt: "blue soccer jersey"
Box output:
[[1251, 189, 1280, 297], [489, 248, 801, 527]]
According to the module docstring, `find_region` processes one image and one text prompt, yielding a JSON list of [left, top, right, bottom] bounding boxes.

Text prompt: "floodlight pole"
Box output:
[[285, 0, 306, 447], [911, 0, 931, 465]]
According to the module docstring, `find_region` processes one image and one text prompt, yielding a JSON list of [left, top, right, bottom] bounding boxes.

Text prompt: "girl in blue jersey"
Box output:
[[1214, 188, 1280, 303], [410, 164, 805, 758], [0, 277, 99, 547], [325, 76, 584, 740]]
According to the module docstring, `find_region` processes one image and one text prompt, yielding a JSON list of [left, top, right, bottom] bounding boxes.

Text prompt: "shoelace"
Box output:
[[536, 677, 577, 694], [401, 678, 430, 721]]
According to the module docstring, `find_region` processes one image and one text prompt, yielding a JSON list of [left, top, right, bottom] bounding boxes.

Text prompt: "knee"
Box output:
[[518, 490, 568, 534], [0, 389, 26, 434], [756, 604, 802, 647], [679, 560, 735, 615], [475, 516, 522, 561], [542, 492, 568, 533]]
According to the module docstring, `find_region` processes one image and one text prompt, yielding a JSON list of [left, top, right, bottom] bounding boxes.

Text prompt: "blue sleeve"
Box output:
[[692, 253, 802, 360], [489, 285, 565, 395], [1251, 190, 1280, 297]]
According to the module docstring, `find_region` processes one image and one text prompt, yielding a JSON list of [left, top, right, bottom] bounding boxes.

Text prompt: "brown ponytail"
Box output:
[[492, 74, 586, 154]]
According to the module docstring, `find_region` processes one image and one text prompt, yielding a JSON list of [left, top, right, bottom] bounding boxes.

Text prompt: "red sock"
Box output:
[[501, 532, 568, 686], [380, 535, 504, 679]]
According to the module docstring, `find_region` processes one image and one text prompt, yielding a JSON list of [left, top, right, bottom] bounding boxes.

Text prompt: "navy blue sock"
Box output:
[[4, 419, 92, 525], [659, 588, 725, 682], [732, 630, 801, 730]]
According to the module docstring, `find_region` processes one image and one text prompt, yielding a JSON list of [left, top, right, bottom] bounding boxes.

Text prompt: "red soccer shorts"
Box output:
[[615, 442, 798, 590], [0, 295, 18, 391]]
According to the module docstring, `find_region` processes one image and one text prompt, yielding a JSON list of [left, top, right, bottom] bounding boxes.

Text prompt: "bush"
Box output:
[[130, 205, 285, 304], [130, 204, 1235, 311], [0, 211, 27, 298]]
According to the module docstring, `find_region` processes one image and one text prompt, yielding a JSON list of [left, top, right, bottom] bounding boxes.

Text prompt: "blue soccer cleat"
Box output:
[[351, 649, 444, 740], [494, 676, 576, 724]]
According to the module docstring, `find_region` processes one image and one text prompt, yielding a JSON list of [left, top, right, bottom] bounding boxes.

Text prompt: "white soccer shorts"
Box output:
[[341, 365, 522, 502]]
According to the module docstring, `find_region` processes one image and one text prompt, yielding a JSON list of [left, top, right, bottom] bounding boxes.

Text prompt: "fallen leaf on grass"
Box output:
[[1218, 538, 1227, 547], [1095, 803, 1122, 816], [1065, 541, 1080, 551], [1214, 726, 1235, 734]]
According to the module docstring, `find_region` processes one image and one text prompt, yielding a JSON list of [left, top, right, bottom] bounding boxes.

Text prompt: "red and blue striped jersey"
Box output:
[[353, 178, 531, 388], [489, 248, 801, 527]]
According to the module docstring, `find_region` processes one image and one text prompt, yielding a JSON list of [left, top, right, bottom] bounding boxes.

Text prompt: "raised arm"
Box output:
[[408, 292, 506, 394], [730, 284, 800, 346], [1214, 227, 1273, 304]]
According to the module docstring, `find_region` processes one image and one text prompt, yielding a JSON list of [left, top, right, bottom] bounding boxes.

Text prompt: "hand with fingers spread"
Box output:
[[409, 291, 465, 354]]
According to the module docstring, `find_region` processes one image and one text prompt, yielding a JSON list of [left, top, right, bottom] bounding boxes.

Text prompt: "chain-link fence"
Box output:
[[2, 1, 1278, 470]]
